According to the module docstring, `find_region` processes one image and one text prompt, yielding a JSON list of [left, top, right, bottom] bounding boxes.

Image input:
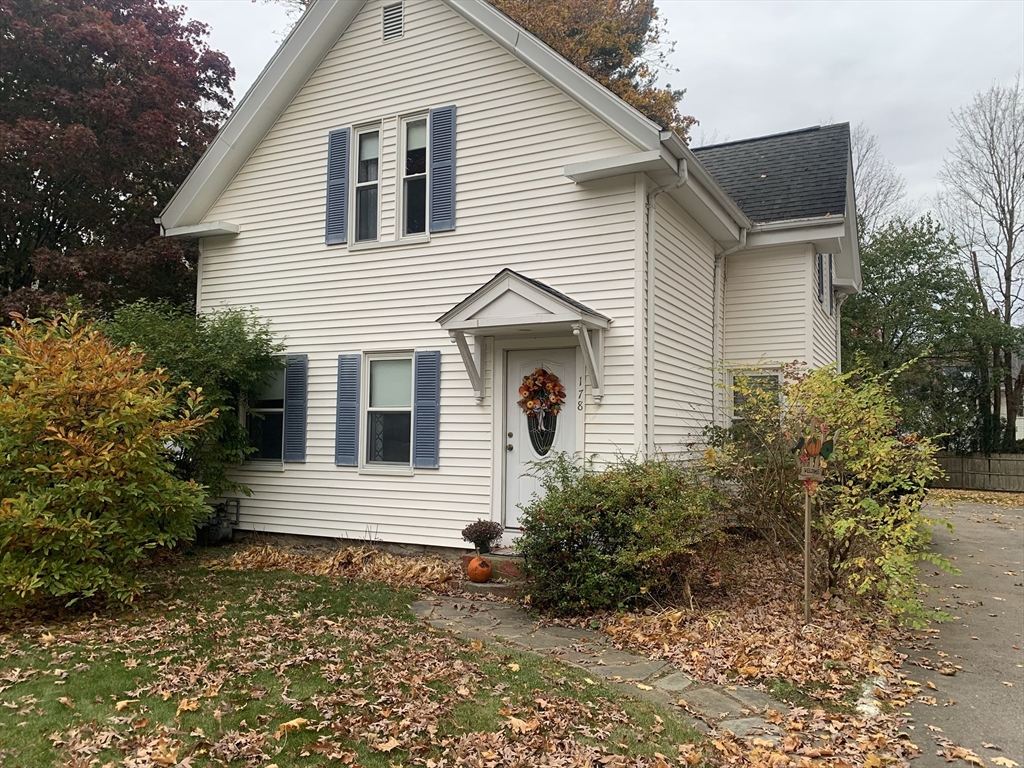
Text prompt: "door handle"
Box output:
[[506, 444, 514, 451]]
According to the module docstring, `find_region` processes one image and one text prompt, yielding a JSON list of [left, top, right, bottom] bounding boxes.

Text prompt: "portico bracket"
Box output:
[[450, 331, 485, 403], [572, 323, 604, 403]]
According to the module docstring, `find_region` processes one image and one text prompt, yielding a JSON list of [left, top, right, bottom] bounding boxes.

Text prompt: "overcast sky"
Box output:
[[181, 0, 1024, 211]]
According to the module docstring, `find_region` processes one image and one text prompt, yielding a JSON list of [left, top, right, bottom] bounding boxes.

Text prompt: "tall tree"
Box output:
[[937, 76, 1024, 449], [268, 0, 695, 138], [851, 122, 911, 236], [0, 0, 234, 317], [841, 215, 993, 449]]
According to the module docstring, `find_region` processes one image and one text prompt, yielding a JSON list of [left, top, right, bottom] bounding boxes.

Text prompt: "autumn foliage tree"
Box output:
[[0, 315, 211, 612], [0, 0, 234, 317]]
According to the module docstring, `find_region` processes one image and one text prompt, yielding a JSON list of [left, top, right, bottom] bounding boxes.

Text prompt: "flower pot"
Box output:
[[467, 556, 492, 583]]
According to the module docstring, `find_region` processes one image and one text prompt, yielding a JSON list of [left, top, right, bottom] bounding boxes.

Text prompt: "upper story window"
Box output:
[[355, 128, 380, 243], [402, 117, 427, 236], [325, 105, 456, 247]]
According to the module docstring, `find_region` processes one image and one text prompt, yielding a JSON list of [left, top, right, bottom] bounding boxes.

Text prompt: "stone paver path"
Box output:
[[412, 595, 789, 739]]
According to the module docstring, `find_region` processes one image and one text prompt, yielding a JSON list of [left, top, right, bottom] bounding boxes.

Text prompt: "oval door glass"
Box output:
[[527, 413, 557, 456]]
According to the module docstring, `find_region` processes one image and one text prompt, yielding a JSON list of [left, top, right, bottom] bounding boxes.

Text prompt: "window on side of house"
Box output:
[[732, 372, 781, 424], [247, 370, 285, 460], [366, 355, 413, 465], [401, 116, 428, 236], [354, 128, 380, 243]]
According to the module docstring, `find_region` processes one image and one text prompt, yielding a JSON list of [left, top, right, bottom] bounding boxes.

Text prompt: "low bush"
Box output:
[[704, 363, 951, 624], [0, 314, 211, 612], [516, 454, 723, 615]]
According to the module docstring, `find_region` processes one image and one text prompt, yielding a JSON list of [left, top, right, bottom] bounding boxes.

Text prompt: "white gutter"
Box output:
[[645, 158, 689, 455], [660, 131, 751, 230]]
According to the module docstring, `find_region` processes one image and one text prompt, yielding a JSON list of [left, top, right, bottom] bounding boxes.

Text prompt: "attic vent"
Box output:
[[382, 2, 404, 42]]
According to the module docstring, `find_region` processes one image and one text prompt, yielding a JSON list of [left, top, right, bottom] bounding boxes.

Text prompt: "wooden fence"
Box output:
[[933, 453, 1024, 492]]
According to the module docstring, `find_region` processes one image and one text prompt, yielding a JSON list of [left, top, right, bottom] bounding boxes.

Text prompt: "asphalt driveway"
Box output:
[[901, 500, 1024, 765]]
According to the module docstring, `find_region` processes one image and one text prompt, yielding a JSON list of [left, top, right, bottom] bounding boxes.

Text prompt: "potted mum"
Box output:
[[461, 519, 503, 555]]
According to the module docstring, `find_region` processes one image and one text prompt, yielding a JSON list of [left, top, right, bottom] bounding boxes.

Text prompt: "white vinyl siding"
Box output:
[[650, 193, 716, 455], [723, 245, 812, 366], [811, 255, 840, 368], [199, 0, 641, 547]]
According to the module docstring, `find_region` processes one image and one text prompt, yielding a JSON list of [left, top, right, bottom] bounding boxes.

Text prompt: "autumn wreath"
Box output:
[[517, 368, 566, 432]]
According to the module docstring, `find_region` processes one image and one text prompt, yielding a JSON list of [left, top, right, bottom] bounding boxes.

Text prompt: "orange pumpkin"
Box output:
[[467, 556, 492, 583], [804, 437, 822, 457]]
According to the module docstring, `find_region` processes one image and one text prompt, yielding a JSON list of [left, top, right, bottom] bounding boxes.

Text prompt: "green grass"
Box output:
[[0, 552, 702, 767]]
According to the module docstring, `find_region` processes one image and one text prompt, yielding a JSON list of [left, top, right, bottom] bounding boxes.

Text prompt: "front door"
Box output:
[[504, 348, 577, 529]]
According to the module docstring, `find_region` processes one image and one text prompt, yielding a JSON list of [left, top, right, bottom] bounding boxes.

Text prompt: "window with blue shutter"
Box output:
[[428, 105, 456, 233], [326, 128, 350, 245], [828, 255, 834, 316], [413, 350, 441, 469], [335, 354, 360, 466], [816, 254, 825, 302], [283, 355, 308, 462]]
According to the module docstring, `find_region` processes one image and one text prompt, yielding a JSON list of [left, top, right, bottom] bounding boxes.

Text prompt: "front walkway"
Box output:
[[412, 596, 789, 740]]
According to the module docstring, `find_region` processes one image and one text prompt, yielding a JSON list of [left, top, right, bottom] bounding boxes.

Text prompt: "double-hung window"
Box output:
[[366, 356, 413, 464], [325, 105, 455, 246], [354, 128, 380, 243], [401, 116, 427, 236], [247, 369, 285, 460], [246, 356, 308, 462], [334, 351, 440, 470]]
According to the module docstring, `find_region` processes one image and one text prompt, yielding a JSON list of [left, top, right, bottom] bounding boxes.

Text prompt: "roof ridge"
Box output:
[[694, 122, 850, 151]]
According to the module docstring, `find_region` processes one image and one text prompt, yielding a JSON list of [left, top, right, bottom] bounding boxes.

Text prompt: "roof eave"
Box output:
[[159, 0, 368, 230]]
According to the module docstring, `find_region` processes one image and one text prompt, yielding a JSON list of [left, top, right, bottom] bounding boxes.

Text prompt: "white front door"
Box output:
[[504, 348, 577, 529]]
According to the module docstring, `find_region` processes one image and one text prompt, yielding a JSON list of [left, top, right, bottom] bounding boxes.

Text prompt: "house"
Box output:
[[157, 0, 861, 547]]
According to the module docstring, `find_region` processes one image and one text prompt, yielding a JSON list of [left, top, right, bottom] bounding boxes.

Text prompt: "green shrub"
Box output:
[[106, 300, 283, 498], [705, 363, 953, 625], [516, 454, 723, 615], [0, 314, 212, 612]]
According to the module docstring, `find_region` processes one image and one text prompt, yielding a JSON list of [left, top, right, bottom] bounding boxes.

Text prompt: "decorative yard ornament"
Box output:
[[791, 425, 835, 625]]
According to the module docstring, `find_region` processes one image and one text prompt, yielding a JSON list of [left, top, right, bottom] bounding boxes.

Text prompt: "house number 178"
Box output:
[[578, 376, 584, 411]]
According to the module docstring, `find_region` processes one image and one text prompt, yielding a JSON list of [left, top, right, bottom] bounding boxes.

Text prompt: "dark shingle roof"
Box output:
[[692, 123, 851, 224]]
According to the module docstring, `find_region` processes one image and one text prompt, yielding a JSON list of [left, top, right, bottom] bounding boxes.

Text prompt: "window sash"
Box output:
[[400, 116, 427, 236], [354, 128, 380, 242], [364, 354, 413, 466]]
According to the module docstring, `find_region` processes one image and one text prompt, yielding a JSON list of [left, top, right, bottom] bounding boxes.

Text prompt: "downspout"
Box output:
[[645, 158, 688, 456], [712, 228, 747, 426]]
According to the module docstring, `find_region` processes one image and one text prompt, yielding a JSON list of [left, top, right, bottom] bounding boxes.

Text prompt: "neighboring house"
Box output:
[[158, 0, 861, 547]]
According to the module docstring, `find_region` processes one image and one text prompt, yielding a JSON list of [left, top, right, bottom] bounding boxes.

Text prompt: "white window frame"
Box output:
[[245, 364, 286, 463], [398, 113, 429, 241], [730, 369, 783, 424], [352, 124, 382, 244], [360, 351, 414, 474]]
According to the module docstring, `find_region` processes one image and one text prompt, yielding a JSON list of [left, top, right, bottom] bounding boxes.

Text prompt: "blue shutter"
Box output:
[[428, 105, 456, 233], [816, 254, 824, 302], [283, 355, 308, 462], [326, 128, 350, 245], [412, 350, 441, 469], [335, 354, 360, 467], [828, 255, 834, 316]]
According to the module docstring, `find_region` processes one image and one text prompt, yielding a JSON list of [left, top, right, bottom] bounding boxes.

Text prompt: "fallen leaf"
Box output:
[[992, 759, 1018, 767], [374, 737, 401, 752], [176, 698, 200, 715], [274, 717, 309, 740], [115, 699, 138, 711]]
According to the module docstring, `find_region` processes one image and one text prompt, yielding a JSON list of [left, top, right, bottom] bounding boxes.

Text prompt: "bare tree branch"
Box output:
[[851, 122, 912, 235]]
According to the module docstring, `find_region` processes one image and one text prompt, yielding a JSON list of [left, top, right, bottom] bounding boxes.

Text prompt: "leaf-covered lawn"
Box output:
[[0, 554, 702, 767]]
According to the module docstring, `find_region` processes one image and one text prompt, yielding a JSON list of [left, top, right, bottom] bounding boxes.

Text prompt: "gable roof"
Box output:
[[437, 268, 610, 329], [157, 0, 748, 246], [692, 124, 851, 224]]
